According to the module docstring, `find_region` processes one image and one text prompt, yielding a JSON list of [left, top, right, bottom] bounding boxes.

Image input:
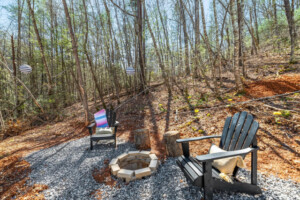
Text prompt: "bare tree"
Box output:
[[26, 0, 53, 96], [237, 0, 246, 77], [252, 0, 259, 48], [11, 35, 18, 117], [230, 0, 243, 91], [200, 0, 220, 96], [179, 0, 190, 75], [283, 0, 297, 62], [143, 4, 171, 93], [82, 0, 106, 109], [62, 0, 91, 123], [194, 0, 201, 78], [137, 0, 147, 90], [213, 0, 222, 86]]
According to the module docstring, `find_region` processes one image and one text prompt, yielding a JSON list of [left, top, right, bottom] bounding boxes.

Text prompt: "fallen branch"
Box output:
[[176, 90, 300, 115], [279, 117, 300, 125], [261, 103, 300, 113], [114, 82, 164, 111]]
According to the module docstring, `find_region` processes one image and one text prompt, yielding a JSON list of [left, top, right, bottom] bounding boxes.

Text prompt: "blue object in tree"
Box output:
[[126, 67, 135, 75], [19, 64, 32, 74]]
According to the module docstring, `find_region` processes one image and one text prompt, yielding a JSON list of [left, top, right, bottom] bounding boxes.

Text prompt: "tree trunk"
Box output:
[[283, 0, 296, 62], [144, 3, 171, 93], [163, 131, 183, 157], [230, 0, 243, 91], [16, 0, 23, 116], [180, 0, 190, 76], [249, 7, 258, 55], [226, 26, 231, 59], [213, 0, 222, 87], [103, 0, 121, 104], [134, 129, 151, 150], [11, 35, 18, 118], [237, 0, 246, 77], [194, 0, 201, 78], [82, 0, 106, 109], [157, 0, 173, 78], [200, 0, 220, 97], [137, 0, 146, 91], [62, 0, 91, 124], [26, 0, 53, 96], [252, 0, 259, 48], [273, 0, 279, 50]]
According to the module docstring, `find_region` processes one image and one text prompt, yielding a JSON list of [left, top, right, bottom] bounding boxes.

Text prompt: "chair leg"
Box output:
[[251, 138, 258, 185], [251, 150, 258, 185], [90, 139, 93, 150], [203, 161, 213, 200], [114, 128, 117, 149], [181, 142, 190, 157]]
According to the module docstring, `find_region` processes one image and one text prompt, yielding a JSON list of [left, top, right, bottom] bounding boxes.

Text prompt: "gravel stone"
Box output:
[[25, 136, 300, 200]]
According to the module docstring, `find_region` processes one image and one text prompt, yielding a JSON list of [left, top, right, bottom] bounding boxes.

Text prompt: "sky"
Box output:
[[0, 0, 12, 30], [0, 0, 211, 33]]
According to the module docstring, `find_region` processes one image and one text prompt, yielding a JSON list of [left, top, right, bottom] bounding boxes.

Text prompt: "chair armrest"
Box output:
[[87, 123, 95, 135], [196, 147, 259, 162], [87, 122, 95, 129], [176, 135, 221, 143], [114, 121, 119, 127]]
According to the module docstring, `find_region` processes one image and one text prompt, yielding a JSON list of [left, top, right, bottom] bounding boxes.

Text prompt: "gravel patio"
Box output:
[[25, 137, 299, 200]]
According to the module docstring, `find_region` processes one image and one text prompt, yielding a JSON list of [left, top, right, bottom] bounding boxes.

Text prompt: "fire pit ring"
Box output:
[[109, 151, 159, 182]]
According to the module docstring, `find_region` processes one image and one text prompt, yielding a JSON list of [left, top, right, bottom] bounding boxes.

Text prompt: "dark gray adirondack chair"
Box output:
[[176, 111, 261, 199], [87, 109, 119, 149]]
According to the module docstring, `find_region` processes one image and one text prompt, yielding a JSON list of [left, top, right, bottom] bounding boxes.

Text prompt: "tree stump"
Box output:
[[134, 129, 151, 150], [163, 131, 182, 157]]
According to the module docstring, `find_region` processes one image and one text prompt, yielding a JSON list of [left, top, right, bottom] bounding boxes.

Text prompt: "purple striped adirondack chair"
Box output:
[[87, 109, 119, 149]]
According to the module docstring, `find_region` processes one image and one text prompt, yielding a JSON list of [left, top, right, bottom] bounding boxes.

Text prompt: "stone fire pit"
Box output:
[[109, 151, 159, 182]]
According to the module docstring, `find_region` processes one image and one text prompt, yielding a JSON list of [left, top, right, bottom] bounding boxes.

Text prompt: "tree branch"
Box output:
[[109, 0, 137, 17]]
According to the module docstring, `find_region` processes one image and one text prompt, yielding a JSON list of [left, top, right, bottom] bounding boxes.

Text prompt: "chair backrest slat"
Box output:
[[94, 109, 108, 128], [235, 114, 254, 150], [242, 121, 259, 149], [223, 112, 240, 150], [106, 109, 116, 127], [218, 111, 259, 177], [220, 117, 232, 148], [228, 111, 248, 151], [219, 111, 259, 151]]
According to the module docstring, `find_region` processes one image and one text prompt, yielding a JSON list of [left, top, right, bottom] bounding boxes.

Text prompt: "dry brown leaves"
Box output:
[[245, 74, 300, 98], [0, 155, 48, 200], [148, 74, 300, 182], [0, 118, 88, 160], [90, 189, 103, 200], [0, 117, 88, 199], [115, 74, 300, 183], [1, 120, 28, 140], [92, 159, 118, 188], [0, 69, 299, 199]]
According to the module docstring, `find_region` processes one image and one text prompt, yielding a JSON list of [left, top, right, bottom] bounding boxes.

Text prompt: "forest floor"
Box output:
[[0, 53, 300, 199]]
